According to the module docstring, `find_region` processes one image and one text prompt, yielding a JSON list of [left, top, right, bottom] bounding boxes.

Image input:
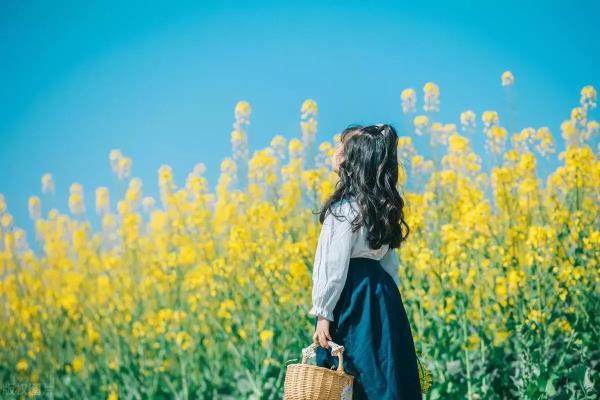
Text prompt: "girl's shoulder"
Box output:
[[329, 197, 360, 223]]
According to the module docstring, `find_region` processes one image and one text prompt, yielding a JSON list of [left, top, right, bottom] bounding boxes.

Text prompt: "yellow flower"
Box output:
[[580, 85, 597, 108], [424, 82, 439, 96], [108, 357, 119, 370], [231, 129, 246, 145], [423, 82, 440, 112], [96, 186, 110, 215], [493, 330, 510, 346], [28, 196, 41, 220], [259, 330, 274, 347], [1, 213, 13, 228], [501, 70, 514, 86], [218, 299, 236, 319], [301, 99, 318, 118], [401, 88, 416, 101], [107, 388, 119, 400], [235, 100, 251, 120], [413, 115, 429, 136], [41, 172, 55, 193], [468, 333, 480, 350], [570, 106, 586, 122], [175, 331, 193, 351], [289, 261, 308, 281], [448, 134, 469, 153], [288, 138, 303, 158], [400, 88, 417, 113], [556, 318, 574, 334], [71, 355, 85, 374], [460, 110, 476, 131], [482, 110, 499, 128], [68, 183, 86, 215], [16, 358, 28, 372]]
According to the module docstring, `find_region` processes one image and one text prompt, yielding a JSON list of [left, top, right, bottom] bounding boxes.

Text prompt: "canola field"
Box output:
[[0, 75, 598, 399]]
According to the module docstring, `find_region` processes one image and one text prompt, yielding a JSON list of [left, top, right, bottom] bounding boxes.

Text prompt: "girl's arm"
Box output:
[[309, 201, 356, 322], [380, 247, 400, 286]]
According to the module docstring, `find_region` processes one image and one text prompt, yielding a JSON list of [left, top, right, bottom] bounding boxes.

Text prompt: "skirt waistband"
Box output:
[[349, 256, 383, 265]]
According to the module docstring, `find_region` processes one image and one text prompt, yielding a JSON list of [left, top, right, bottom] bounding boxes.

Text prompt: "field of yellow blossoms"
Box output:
[[1, 74, 598, 399]]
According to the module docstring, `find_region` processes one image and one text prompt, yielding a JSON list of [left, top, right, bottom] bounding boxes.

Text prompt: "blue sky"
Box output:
[[1, 0, 599, 238]]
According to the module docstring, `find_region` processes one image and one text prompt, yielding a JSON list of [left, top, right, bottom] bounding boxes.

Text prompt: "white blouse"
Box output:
[[309, 198, 400, 322]]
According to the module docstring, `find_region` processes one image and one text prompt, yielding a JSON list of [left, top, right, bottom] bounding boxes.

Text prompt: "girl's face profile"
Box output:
[[332, 140, 344, 175]]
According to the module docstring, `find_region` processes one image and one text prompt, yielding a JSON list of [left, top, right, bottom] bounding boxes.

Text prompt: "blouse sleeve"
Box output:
[[380, 247, 400, 286], [309, 201, 357, 322]]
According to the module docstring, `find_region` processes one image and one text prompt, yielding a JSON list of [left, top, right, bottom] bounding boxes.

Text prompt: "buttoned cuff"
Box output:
[[309, 305, 335, 322]]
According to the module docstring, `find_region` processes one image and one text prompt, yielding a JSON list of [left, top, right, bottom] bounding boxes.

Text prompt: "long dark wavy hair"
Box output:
[[317, 123, 410, 250]]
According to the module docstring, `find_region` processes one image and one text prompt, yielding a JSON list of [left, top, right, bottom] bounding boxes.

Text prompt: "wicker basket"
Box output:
[[284, 340, 354, 400]]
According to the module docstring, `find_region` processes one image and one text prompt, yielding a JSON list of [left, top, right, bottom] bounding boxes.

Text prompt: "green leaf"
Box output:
[[526, 382, 541, 398], [545, 376, 557, 397], [583, 367, 594, 392], [568, 366, 586, 382]]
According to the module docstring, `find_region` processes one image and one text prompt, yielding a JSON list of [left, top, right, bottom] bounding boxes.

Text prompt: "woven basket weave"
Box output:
[[284, 340, 354, 400]]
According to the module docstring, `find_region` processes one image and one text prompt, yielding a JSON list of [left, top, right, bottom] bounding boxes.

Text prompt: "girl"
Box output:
[[309, 124, 422, 399]]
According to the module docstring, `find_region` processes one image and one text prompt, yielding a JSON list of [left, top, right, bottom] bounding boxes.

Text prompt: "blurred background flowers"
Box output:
[[0, 1, 599, 399]]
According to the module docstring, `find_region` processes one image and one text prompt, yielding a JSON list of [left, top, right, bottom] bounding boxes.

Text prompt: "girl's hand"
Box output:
[[313, 316, 333, 348]]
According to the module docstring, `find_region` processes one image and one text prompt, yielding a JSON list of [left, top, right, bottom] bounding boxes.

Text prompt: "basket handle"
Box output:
[[301, 341, 347, 374]]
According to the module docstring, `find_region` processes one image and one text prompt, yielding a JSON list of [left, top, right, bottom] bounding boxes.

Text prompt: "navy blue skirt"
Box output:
[[314, 257, 422, 399]]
